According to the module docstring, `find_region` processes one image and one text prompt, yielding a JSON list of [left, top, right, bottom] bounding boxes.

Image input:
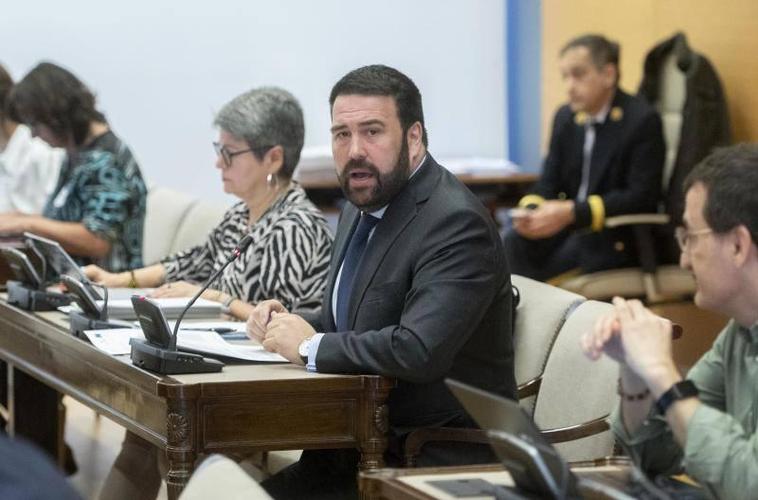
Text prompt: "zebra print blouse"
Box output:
[[161, 184, 333, 313]]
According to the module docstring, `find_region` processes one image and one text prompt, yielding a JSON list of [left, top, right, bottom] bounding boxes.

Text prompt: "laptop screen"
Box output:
[[445, 378, 580, 499]]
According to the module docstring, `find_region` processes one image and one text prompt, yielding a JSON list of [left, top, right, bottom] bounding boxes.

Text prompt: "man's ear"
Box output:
[[406, 122, 423, 157], [732, 225, 754, 266], [601, 63, 617, 88]]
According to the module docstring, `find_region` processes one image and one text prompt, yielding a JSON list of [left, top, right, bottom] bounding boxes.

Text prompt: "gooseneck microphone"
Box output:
[[170, 233, 254, 348], [129, 234, 253, 374]]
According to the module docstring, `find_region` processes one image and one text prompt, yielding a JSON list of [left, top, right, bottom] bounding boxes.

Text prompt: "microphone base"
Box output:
[[69, 311, 134, 339], [7, 280, 70, 311], [129, 338, 224, 374]]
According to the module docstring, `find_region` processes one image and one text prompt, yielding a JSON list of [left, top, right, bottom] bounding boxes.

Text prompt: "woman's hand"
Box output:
[[83, 264, 127, 287], [150, 281, 201, 298]]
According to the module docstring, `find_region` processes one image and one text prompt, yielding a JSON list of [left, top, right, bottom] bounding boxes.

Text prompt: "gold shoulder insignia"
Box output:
[[610, 106, 623, 122], [574, 111, 588, 125]]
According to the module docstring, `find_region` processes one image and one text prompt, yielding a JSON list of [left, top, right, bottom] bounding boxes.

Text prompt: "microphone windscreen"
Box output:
[[237, 234, 254, 253]]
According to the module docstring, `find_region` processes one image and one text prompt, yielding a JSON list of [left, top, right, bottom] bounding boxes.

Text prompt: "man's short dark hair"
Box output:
[[683, 144, 758, 246], [561, 34, 620, 82], [329, 64, 428, 147], [8, 62, 105, 147], [0, 63, 13, 121]]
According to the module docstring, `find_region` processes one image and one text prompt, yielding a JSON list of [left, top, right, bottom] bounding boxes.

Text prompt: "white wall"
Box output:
[[1, 0, 506, 202]]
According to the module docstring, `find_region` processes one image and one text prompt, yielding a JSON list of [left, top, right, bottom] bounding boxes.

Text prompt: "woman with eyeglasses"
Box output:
[[0, 62, 146, 271], [85, 86, 333, 321], [90, 86, 333, 500]]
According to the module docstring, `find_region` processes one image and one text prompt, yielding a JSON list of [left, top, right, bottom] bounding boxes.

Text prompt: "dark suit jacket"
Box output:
[[534, 89, 665, 271], [638, 33, 731, 249], [307, 155, 516, 437]]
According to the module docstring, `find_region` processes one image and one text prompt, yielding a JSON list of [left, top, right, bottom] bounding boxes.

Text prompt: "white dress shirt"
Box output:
[[0, 124, 64, 214]]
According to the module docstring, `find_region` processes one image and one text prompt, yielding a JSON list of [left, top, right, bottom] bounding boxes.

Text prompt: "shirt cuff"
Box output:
[[306, 333, 325, 372]]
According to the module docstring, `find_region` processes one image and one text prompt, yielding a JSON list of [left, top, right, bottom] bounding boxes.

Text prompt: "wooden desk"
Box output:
[[0, 301, 394, 499], [360, 461, 636, 500]]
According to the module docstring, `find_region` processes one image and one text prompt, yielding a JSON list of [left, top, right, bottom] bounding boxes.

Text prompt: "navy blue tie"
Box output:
[[336, 213, 379, 331]]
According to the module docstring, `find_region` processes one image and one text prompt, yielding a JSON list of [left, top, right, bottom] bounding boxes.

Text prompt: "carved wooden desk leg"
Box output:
[[161, 383, 200, 500], [358, 377, 393, 471]]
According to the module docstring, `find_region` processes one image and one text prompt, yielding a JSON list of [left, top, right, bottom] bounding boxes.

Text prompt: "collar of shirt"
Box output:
[[364, 153, 428, 220], [589, 102, 611, 126]]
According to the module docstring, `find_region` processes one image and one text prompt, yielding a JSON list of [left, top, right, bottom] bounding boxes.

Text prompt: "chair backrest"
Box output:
[[533, 300, 618, 462], [143, 187, 229, 265], [656, 52, 687, 194], [511, 275, 585, 415], [170, 199, 228, 256], [143, 187, 196, 265]]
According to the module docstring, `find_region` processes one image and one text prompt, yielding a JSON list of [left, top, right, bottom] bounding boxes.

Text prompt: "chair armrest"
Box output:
[[517, 376, 542, 400], [540, 415, 610, 444], [605, 213, 670, 228], [403, 427, 489, 466]]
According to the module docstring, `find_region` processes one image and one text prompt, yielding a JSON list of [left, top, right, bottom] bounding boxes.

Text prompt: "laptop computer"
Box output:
[[442, 378, 711, 500], [446, 378, 584, 499]]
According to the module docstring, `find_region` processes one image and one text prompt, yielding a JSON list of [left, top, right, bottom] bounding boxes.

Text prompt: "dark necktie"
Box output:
[[336, 213, 379, 331]]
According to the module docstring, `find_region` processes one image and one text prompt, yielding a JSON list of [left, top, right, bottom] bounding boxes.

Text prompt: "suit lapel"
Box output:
[[345, 156, 440, 331]]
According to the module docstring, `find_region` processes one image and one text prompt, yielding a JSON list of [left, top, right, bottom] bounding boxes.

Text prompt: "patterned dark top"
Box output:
[[162, 184, 333, 313], [43, 131, 146, 272]]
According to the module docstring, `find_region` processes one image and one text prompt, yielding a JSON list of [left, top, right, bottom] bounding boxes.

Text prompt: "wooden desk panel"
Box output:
[[0, 301, 394, 499]]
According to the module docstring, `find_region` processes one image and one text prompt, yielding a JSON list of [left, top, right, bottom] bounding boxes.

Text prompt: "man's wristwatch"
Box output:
[[655, 380, 699, 414], [298, 337, 312, 365]]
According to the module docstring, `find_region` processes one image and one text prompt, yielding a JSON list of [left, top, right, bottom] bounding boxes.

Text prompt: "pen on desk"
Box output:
[[181, 327, 236, 334]]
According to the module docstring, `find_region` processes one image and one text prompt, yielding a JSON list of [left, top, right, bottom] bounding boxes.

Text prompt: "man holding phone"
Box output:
[[503, 34, 665, 281]]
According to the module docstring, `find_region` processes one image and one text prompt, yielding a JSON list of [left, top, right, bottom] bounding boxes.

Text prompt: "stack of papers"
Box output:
[[61, 297, 223, 320], [83, 325, 287, 363]]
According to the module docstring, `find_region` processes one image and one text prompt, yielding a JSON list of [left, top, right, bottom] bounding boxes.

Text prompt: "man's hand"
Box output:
[[261, 313, 315, 366], [513, 200, 575, 239], [246, 300, 288, 343], [582, 297, 677, 388], [150, 281, 200, 298], [83, 265, 126, 287]]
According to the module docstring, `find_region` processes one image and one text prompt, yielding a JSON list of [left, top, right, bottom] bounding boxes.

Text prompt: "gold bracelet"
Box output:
[[127, 270, 138, 288], [617, 378, 650, 401]]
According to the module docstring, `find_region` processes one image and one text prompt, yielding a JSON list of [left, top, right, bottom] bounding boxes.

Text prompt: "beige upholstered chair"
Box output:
[[142, 187, 228, 265], [534, 300, 618, 462], [510, 275, 585, 414], [180, 455, 271, 500], [403, 282, 619, 466], [170, 199, 227, 256]]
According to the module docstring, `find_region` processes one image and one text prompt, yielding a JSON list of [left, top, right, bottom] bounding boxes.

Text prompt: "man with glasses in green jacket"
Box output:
[[582, 144, 758, 499]]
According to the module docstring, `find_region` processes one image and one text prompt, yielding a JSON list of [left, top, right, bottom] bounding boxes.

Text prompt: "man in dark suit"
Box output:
[[248, 64, 516, 499], [504, 34, 665, 281]]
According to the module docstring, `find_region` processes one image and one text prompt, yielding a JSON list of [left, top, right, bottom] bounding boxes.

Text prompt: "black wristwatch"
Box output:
[[655, 380, 699, 414]]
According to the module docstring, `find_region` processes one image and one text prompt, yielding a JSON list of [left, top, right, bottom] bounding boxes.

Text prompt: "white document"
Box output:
[[83, 327, 286, 363]]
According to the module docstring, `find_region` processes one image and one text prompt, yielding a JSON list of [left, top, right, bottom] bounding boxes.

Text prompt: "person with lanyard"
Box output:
[[503, 34, 665, 281], [582, 144, 758, 499]]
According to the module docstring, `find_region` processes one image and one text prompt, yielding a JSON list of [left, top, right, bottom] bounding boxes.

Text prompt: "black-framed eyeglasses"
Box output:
[[213, 142, 274, 168], [674, 226, 714, 252]]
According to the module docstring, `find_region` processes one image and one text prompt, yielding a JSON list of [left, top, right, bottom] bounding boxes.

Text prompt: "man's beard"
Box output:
[[338, 139, 411, 212]]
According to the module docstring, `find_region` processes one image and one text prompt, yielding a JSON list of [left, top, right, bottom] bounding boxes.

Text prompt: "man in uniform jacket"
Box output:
[[504, 34, 665, 281], [248, 64, 516, 499]]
